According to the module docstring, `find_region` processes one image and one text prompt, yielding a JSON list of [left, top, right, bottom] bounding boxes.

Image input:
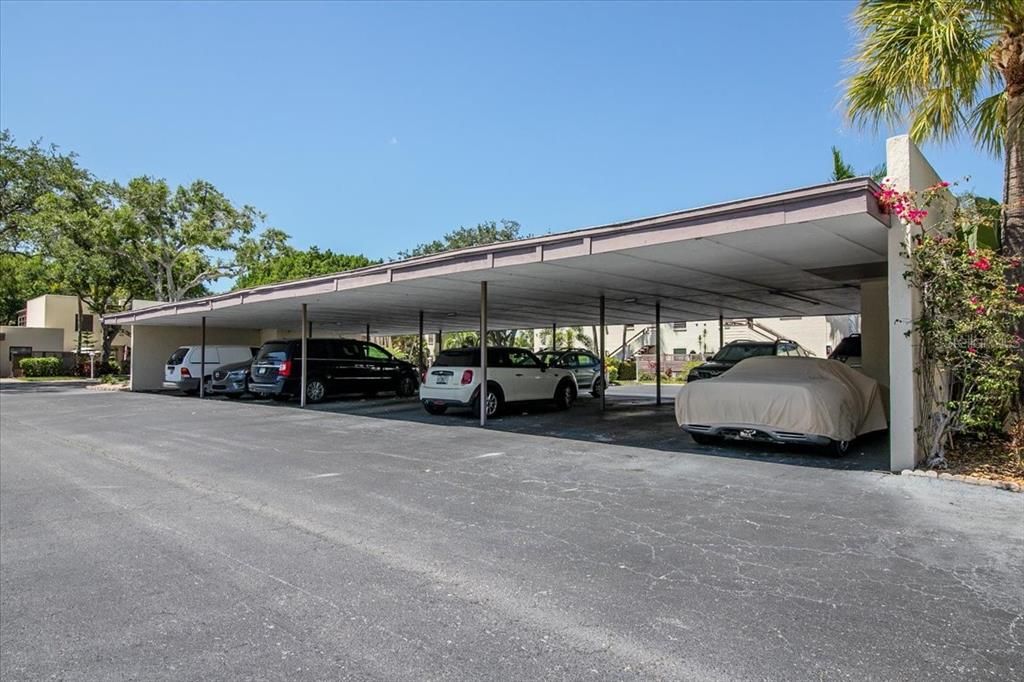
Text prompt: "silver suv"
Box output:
[[536, 349, 606, 397]]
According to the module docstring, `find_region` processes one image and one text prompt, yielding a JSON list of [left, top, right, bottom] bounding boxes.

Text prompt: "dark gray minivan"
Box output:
[[249, 338, 419, 404]]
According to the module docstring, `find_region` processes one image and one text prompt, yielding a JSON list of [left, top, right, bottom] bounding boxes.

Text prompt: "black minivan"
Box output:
[[249, 338, 419, 404]]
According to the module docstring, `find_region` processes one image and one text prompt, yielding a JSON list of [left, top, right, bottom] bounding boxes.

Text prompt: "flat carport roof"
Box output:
[[104, 177, 889, 334]]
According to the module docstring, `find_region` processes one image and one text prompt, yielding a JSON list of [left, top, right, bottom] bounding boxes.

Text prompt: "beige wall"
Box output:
[[23, 294, 137, 354], [0, 326, 65, 376], [130, 325, 263, 391]]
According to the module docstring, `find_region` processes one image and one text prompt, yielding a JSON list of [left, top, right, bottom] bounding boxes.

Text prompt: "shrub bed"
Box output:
[[18, 357, 63, 377]]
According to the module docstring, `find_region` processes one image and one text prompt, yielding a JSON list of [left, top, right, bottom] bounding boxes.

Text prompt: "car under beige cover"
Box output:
[[674, 356, 888, 443]]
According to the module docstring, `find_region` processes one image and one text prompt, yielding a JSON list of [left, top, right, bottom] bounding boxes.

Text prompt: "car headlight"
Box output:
[[228, 370, 245, 379]]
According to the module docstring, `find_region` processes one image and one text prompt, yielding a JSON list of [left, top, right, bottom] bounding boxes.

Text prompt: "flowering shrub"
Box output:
[[876, 180, 1024, 465]]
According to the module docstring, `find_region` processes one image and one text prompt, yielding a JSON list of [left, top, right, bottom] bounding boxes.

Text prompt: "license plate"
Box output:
[[435, 376, 448, 385]]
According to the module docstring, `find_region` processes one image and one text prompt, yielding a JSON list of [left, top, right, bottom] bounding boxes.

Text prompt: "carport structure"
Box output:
[[105, 136, 942, 471]]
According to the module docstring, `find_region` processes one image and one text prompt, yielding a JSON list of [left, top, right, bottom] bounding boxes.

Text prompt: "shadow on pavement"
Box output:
[[188, 386, 890, 473]]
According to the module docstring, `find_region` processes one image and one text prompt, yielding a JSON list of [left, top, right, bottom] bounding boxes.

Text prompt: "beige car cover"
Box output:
[[674, 356, 888, 442]]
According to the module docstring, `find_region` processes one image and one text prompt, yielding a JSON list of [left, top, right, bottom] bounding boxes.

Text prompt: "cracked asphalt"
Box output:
[[1, 382, 1022, 680]]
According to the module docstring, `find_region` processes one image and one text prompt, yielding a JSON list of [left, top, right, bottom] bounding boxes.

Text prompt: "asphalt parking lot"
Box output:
[[2, 382, 1021, 680]]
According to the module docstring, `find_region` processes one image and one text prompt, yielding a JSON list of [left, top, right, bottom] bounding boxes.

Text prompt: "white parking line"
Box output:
[[473, 452, 505, 459], [303, 472, 342, 479]]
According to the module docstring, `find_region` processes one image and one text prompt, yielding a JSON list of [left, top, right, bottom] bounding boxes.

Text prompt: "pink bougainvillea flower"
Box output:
[[967, 347, 977, 355], [972, 257, 991, 271]]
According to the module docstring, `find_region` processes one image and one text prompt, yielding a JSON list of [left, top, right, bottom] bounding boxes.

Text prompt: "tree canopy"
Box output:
[[397, 219, 524, 259], [234, 246, 379, 289]]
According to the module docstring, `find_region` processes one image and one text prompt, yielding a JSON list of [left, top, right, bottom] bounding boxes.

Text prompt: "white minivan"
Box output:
[[164, 345, 258, 394]]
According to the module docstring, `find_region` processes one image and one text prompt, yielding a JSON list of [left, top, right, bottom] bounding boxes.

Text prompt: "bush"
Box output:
[[19, 357, 62, 377], [607, 368, 619, 384], [617, 360, 637, 381]]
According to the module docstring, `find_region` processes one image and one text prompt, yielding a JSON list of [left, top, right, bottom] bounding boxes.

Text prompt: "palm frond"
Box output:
[[844, 0, 995, 151]]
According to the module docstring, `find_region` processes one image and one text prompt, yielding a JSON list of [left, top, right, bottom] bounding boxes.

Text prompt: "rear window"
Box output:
[[435, 349, 479, 366], [256, 342, 290, 364], [712, 343, 775, 363], [536, 351, 562, 366], [166, 348, 189, 365], [831, 336, 861, 358]]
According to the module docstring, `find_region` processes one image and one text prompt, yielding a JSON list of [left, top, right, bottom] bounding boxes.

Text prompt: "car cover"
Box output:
[[674, 356, 888, 442]]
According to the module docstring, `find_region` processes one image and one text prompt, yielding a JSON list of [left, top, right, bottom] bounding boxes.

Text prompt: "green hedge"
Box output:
[[18, 357, 63, 377]]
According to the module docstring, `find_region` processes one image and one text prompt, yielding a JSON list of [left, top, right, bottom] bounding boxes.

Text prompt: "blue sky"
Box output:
[[0, 0, 1003, 265]]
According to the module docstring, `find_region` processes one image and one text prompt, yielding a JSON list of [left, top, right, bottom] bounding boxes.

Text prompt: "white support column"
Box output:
[[655, 301, 662, 406], [599, 295, 606, 412], [199, 316, 206, 398], [885, 135, 946, 470], [300, 303, 308, 408], [479, 282, 488, 426]]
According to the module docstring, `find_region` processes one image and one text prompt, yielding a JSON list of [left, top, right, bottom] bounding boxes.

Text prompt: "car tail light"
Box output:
[[180, 367, 191, 378], [460, 370, 474, 385], [278, 359, 291, 377], [420, 369, 427, 382]]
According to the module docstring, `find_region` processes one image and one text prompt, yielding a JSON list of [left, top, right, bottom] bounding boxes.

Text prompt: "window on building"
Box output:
[[672, 321, 687, 331], [75, 314, 94, 332], [778, 316, 803, 321], [672, 348, 687, 356]]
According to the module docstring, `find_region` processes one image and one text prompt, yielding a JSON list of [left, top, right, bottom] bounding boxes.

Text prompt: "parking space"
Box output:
[[193, 385, 890, 471]]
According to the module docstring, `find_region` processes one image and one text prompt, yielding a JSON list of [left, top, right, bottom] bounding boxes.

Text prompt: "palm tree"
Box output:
[[844, 0, 1023, 266]]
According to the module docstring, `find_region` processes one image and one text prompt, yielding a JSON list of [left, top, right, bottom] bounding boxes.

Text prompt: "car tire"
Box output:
[[590, 377, 602, 398], [472, 383, 504, 418], [397, 375, 417, 398], [423, 402, 448, 415], [690, 432, 716, 445], [305, 378, 327, 404], [554, 380, 577, 410], [829, 439, 851, 457]]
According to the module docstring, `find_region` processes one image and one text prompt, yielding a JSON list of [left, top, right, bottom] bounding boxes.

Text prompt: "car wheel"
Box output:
[[829, 439, 851, 457], [590, 377, 602, 398], [423, 402, 448, 415], [472, 383, 504, 418], [305, 379, 327, 404], [397, 375, 417, 398], [690, 432, 716, 445], [554, 380, 577, 410]]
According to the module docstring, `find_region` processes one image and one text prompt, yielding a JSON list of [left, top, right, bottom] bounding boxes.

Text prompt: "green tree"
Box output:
[[538, 326, 594, 350], [844, 0, 1024, 267], [234, 244, 379, 289], [116, 177, 267, 301], [830, 146, 886, 182], [397, 219, 524, 259], [31, 177, 147, 363], [0, 130, 90, 254], [0, 253, 56, 323]]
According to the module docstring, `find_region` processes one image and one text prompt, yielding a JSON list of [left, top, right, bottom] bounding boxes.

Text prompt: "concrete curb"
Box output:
[[900, 469, 1022, 493]]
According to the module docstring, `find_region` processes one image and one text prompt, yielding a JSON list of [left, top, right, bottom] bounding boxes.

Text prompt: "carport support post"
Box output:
[[365, 324, 370, 343], [480, 282, 488, 426], [718, 312, 724, 349], [551, 323, 556, 350], [655, 301, 661, 406], [417, 307, 425, 372], [199, 316, 206, 398], [300, 303, 308, 408], [599, 294, 606, 412]]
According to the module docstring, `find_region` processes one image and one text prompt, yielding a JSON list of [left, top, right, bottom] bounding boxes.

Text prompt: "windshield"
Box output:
[[166, 348, 188, 365], [711, 343, 775, 363], [255, 342, 289, 364]]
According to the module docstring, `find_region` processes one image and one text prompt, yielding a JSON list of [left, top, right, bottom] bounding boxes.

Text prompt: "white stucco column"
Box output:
[[885, 135, 945, 470]]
